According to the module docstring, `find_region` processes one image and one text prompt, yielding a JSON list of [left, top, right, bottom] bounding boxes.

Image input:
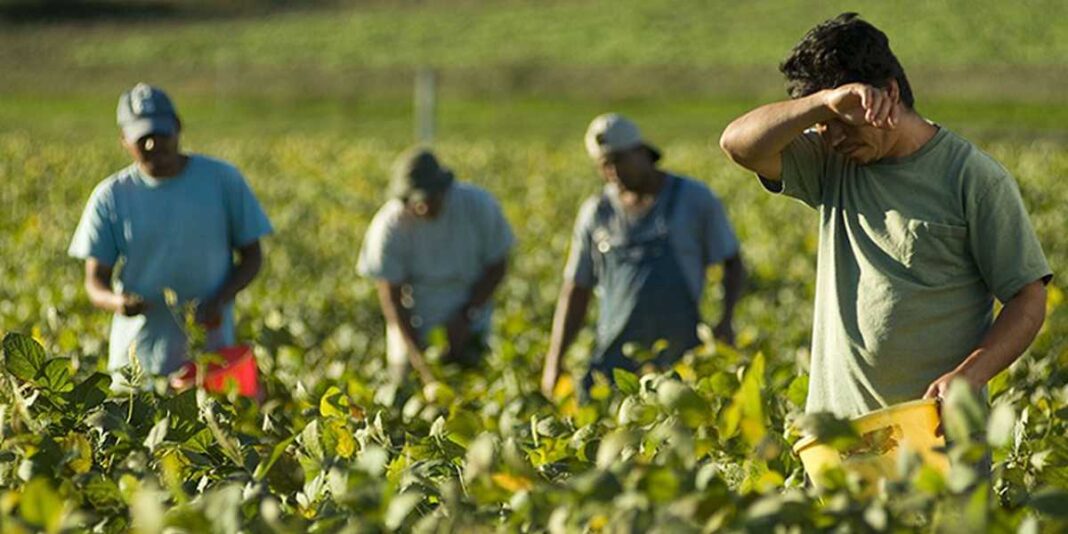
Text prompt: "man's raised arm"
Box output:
[[718, 84, 897, 180]]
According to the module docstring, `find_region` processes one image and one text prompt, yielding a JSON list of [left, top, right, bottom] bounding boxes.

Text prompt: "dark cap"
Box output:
[[390, 147, 455, 201]]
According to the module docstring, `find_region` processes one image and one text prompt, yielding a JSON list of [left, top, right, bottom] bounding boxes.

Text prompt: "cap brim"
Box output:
[[645, 143, 662, 162], [121, 116, 177, 143], [590, 141, 660, 162], [394, 170, 454, 200]]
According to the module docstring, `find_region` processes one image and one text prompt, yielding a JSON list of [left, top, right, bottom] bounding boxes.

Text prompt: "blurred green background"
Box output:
[[2, 0, 1066, 143]]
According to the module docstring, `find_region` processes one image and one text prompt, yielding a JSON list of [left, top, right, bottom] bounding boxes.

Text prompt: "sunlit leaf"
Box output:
[[2, 332, 48, 383], [35, 358, 73, 393], [613, 368, 640, 396], [19, 477, 63, 533], [492, 472, 534, 493], [385, 492, 423, 530]]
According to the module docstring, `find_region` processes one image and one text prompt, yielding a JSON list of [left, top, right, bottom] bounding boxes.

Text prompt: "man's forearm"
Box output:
[[719, 91, 833, 178], [84, 258, 129, 314], [545, 283, 592, 373], [462, 259, 508, 314], [86, 279, 124, 313], [375, 281, 433, 380], [957, 280, 1047, 385], [720, 255, 746, 323], [209, 242, 263, 305]]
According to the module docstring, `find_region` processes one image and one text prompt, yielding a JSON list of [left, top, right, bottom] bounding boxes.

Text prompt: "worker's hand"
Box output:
[[923, 368, 983, 401], [195, 298, 223, 329], [412, 355, 436, 386], [445, 313, 472, 358], [924, 369, 983, 437], [119, 294, 148, 316], [822, 83, 898, 130], [712, 318, 736, 347]]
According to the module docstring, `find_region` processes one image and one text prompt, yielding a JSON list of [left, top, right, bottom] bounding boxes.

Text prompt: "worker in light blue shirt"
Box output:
[[69, 83, 273, 376]]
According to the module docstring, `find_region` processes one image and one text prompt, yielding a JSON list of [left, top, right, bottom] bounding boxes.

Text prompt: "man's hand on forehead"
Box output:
[[822, 83, 899, 130]]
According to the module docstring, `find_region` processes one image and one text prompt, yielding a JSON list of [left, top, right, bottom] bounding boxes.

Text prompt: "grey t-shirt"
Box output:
[[564, 174, 740, 302], [69, 155, 273, 374], [358, 182, 514, 366], [766, 127, 1052, 417]]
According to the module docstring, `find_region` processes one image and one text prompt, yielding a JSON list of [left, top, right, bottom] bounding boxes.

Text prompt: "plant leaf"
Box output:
[[3, 332, 48, 383], [385, 492, 423, 530], [613, 368, 640, 396], [35, 358, 74, 393], [66, 373, 111, 412]]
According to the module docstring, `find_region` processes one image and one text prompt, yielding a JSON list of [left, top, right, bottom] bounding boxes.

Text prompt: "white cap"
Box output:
[[584, 113, 661, 161]]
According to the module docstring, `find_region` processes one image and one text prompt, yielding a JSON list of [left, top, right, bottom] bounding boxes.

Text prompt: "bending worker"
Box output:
[[359, 147, 514, 385]]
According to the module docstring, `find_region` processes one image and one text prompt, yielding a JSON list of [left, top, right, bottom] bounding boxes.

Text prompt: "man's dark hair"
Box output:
[[780, 13, 915, 108]]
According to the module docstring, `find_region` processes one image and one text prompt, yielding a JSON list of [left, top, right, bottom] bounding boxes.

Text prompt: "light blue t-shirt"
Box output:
[[68, 155, 273, 374], [565, 174, 740, 301], [358, 183, 514, 367]]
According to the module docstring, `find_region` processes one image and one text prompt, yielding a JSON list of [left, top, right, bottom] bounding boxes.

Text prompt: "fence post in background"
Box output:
[[414, 67, 436, 144], [214, 49, 233, 116]]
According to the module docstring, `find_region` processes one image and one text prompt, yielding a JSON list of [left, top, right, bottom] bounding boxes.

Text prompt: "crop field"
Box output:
[[1, 1, 1067, 532]]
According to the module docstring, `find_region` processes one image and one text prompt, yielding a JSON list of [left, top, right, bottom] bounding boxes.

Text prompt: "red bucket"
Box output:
[[172, 345, 261, 398]]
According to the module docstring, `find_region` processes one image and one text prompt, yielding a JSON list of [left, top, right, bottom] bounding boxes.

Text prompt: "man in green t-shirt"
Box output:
[[719, 13, 1052, 418]]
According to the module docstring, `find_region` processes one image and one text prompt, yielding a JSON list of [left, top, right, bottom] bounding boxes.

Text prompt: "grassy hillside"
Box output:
[[2, 0, 1066, 143], [7, 1, 1068, 71]]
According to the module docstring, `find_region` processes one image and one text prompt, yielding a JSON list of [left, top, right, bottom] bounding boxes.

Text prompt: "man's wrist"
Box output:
[[955, 351, 991, 387], [807, 90, 838, 122]]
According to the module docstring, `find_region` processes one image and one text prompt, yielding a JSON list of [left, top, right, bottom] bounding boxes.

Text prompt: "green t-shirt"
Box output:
[[764, 127, 1052, 417]]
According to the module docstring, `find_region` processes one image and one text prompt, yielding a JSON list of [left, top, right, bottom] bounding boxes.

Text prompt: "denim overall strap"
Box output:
[[586, 177, 701, 388]]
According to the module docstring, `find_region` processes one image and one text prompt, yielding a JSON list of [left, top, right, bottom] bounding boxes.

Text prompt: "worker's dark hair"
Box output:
[[780, 13, 915, 108]]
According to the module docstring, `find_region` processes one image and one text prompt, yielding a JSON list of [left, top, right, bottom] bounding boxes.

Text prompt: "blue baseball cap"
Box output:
[[116, 83, 179, 143]]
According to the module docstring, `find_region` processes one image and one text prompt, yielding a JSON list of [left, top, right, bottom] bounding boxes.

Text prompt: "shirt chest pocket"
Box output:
[[901, 219, 972, 286]]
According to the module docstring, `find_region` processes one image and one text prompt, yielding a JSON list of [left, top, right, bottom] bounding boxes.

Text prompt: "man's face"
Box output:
[[123, 132, 182, 175], [813, 118, 897, 165], [405, 190, 446, 219], [599, 146, 654, 190]]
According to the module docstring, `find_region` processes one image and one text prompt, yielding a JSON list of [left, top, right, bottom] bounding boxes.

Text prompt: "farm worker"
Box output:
[[69, 83, 273, 377], [541, 114, 745, 397], [359, 147, 514, 384], [719, 13, 1052, 418]]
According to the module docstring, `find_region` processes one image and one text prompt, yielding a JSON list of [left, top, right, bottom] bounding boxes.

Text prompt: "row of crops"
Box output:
[[0, 134, 1066, 532]]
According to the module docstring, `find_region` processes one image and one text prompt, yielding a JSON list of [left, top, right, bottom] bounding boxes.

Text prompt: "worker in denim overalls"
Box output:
[[542, 113, 746, 398]]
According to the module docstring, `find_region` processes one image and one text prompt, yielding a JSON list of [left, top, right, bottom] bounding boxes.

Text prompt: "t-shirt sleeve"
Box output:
[[761, 131, 827, 209], [224, 168, 274, 248], [477, 191, 515, 265], [357, 206, 409, 284], [701, 188, 741, 265], [68, 183, 120, 265], [967, 166, 1053, 303], [562, 198, 598, 289]]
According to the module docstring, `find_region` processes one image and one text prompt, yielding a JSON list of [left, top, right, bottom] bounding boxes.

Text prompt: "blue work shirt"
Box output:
[[68, 155, 273, 374]]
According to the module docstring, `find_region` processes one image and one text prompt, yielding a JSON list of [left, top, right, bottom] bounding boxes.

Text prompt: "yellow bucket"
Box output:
[[793, 399, 950, 488]]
